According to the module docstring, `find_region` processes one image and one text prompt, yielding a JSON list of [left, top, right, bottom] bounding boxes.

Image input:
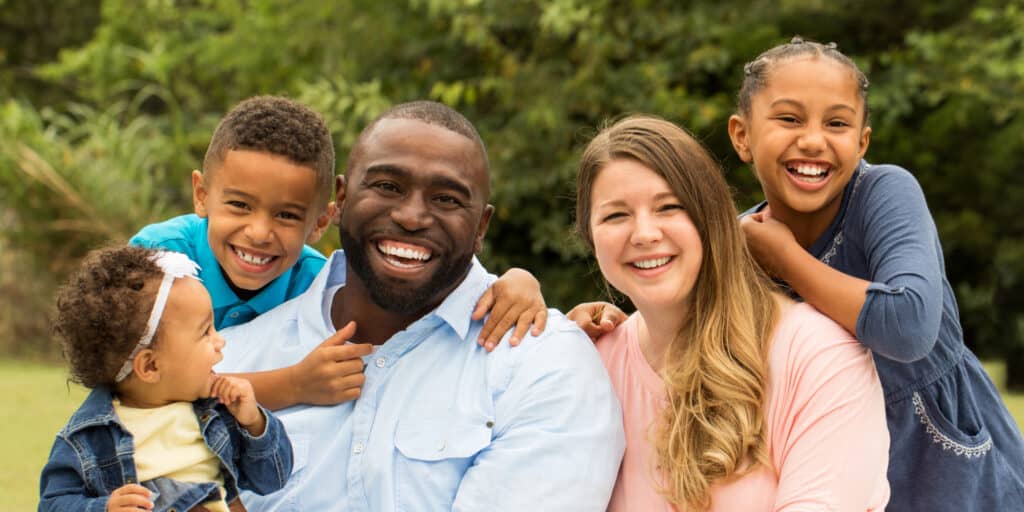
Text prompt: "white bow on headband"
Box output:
[[114, 251, 202, 383]]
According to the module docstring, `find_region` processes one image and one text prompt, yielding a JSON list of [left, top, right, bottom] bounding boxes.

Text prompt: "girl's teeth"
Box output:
[[633, 256, 670, 269]]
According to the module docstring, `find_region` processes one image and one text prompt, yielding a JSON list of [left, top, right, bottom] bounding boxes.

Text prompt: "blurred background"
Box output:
[[3, 0, 1023, 506]]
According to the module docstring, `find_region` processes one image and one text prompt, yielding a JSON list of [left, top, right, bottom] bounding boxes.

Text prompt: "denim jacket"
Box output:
[[39, 388, 293, 512]]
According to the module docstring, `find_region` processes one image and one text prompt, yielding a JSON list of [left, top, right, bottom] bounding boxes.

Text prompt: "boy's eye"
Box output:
[[226, 200, 249, 210], [277, 211, 302, 221]]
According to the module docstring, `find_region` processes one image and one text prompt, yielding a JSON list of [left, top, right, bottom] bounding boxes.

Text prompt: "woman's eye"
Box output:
[[659, 204, 684, 213], [601, 212, 626, 222]]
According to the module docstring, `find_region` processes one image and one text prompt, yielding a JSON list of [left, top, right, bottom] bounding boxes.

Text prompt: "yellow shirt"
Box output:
[[113, 400, 229, 512]]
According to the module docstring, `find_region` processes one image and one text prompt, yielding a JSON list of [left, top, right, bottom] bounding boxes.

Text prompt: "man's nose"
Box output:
[[390, 194, 433, 231]]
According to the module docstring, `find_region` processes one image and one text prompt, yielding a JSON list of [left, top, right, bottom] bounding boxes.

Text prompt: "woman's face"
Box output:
[[589, 159, 703, 314]]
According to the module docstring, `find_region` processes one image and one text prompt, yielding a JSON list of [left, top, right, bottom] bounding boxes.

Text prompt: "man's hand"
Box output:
[[566, 301, 627, 341], [289, 321, 372, 405], [473, 268, 548, 352], [211, 375, 266, 436]]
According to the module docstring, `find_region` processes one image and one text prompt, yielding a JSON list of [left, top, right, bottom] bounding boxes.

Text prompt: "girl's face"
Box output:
[[589, 159, 703, 314], [728, 55, 871, 223], [151, 277, 225, 403]]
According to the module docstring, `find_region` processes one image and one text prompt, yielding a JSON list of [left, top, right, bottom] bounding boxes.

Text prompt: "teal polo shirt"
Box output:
[[129, 214, 327, 329]]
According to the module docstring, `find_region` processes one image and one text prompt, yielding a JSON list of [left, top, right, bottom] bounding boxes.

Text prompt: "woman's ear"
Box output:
[[727, 115, 753, 163], [131, 348, 161, 384]]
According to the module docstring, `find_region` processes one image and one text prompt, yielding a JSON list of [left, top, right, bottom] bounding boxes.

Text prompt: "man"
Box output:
[[219, 101, 625, 511]]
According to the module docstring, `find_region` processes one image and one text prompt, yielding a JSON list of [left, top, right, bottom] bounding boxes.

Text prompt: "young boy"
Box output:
[[131, 96, 547, 410], [39, 246, 292, 512]]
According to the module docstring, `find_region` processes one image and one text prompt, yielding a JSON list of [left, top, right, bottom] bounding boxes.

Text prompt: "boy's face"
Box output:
[[151, 277, 224, 402], [193, 149, 331, 293]]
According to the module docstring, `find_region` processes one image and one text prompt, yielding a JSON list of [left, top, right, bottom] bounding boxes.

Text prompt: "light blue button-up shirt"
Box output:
[[218, 251, 625, 511], [130, 214, 326, 329]]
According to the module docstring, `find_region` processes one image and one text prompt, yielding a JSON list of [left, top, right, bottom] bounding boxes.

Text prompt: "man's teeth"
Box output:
[[632, 256, 670, 269], [235, 248, 273, 265], [378, 243, 431, 261]]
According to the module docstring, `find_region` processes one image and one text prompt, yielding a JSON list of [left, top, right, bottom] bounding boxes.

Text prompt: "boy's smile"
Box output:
[[193, 149, 330, 295]]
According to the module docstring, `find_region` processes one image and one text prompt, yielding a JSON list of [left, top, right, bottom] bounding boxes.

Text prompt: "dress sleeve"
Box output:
[[852, 167, 944, 362], [770, 315, 890, 511], [451, 321, 626, 511]]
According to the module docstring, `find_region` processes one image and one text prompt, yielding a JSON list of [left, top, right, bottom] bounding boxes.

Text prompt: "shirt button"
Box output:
[[353, 443, 364, 454], [375, 357, 386, 368], [229, 312, 239, 319]]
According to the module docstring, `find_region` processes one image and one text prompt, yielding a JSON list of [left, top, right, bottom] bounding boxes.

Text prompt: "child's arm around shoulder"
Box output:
[[472, 267, 549, 351]]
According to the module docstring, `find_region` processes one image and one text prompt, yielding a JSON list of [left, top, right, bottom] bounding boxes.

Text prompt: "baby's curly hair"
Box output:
[[54, 246, 164, 389]]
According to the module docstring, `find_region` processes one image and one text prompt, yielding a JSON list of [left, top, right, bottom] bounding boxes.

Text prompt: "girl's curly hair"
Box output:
[[54, 246, 164, 389]]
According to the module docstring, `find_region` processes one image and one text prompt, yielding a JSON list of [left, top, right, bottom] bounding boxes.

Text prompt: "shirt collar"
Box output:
[[295, 252, 493, 346], [193, 217, 292, 313]]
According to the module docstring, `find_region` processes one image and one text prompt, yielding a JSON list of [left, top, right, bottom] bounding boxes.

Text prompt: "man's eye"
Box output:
[[372, 182, 400, 193], [435, 195, 463, 207]]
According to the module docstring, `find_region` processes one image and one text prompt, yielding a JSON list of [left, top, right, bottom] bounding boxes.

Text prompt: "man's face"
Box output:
[[336, 118, 493, 314]]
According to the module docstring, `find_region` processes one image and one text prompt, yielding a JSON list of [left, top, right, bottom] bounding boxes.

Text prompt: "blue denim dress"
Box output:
[[749, 162, 1024, 510], [39, 387, 293, 512]]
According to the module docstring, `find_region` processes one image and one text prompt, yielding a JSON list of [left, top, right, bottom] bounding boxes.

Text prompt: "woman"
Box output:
[[575, 115, 889, 511]]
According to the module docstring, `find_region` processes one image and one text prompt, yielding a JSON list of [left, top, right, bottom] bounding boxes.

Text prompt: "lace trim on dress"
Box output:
[[912, 392, 993, 458]]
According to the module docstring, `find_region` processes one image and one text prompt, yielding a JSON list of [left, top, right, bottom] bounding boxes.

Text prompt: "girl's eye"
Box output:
[[776, 115, 799, 124], [827, 119, 851, 128]]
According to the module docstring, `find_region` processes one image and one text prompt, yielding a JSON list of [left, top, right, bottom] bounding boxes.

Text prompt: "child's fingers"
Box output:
[[317, 321, 357, 349], [471, 288, 494, 321], [508, 310, 534, 347], [110, 484, 154, 510], [478, 299, 514, 347], [529, 308, 548, 337]]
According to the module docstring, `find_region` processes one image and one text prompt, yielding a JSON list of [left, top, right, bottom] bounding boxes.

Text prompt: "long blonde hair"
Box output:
[[576, 116, 779, 509]]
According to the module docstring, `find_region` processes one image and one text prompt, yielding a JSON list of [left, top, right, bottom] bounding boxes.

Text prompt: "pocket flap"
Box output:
[[394, 418, 491, 461]]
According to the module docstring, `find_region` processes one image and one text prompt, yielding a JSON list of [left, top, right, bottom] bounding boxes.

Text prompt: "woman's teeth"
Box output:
[[632, 256, 671, 269]]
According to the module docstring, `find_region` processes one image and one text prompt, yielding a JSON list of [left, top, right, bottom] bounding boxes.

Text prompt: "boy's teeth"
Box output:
[[235, 248, 272, 265], [632, 256, 670, 269], [378, 243, 431, 261]]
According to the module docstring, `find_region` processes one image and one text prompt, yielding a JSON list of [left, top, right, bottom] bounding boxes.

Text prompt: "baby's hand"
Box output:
[[740, 207, 799, 279], [291, 321, 371, 405], [473, 268, 548, 352], [567, 301, 627, 340], [107, 483, 154, 511], [211, 375, 266, 436]]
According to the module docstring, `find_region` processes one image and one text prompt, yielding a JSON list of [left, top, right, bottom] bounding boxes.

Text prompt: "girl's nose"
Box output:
[[796, 126, 826, 154]]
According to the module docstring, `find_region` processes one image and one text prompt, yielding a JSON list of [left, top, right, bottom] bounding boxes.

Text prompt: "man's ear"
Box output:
[[474, 204, 494, 254], [727, 115, 753, 163], [192, 170, 209, 218], [130, 348, 161, 384], [306, 202, 336, 244], [331, 175, 347, 226]]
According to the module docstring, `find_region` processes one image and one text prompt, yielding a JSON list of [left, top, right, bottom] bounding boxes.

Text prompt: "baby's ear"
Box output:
[[131, 348, 162, 384], [192, 169, 209, 218]]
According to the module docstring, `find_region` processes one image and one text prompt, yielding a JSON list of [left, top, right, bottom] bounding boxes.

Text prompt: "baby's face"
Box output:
[[193, 149, 328, 293], [150, 277, 225, 402]]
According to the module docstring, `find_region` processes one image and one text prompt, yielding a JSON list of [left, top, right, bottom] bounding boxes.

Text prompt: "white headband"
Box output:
[[114, 251, 202, 383]]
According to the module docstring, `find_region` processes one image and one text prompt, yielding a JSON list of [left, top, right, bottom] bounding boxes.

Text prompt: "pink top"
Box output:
[[596, 302, 890, 511]]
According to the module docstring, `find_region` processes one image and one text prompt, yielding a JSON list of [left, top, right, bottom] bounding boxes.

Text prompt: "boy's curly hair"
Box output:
[[54, 246, 164, 389], [203, 95, 335, 207]]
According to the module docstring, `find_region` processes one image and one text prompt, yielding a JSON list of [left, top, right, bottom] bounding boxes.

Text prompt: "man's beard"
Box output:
[[340, 226, 473, 315]]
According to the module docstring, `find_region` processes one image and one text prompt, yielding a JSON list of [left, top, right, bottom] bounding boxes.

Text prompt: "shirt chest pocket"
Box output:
[[393, 417, 492, 510]]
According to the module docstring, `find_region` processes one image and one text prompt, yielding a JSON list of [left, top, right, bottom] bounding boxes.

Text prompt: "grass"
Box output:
[[2, 358, 1022, 509], [1, 359, 88, 511]]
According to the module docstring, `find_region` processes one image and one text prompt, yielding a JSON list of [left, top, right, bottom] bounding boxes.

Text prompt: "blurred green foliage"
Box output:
[[1, 0, 1022, 382]]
